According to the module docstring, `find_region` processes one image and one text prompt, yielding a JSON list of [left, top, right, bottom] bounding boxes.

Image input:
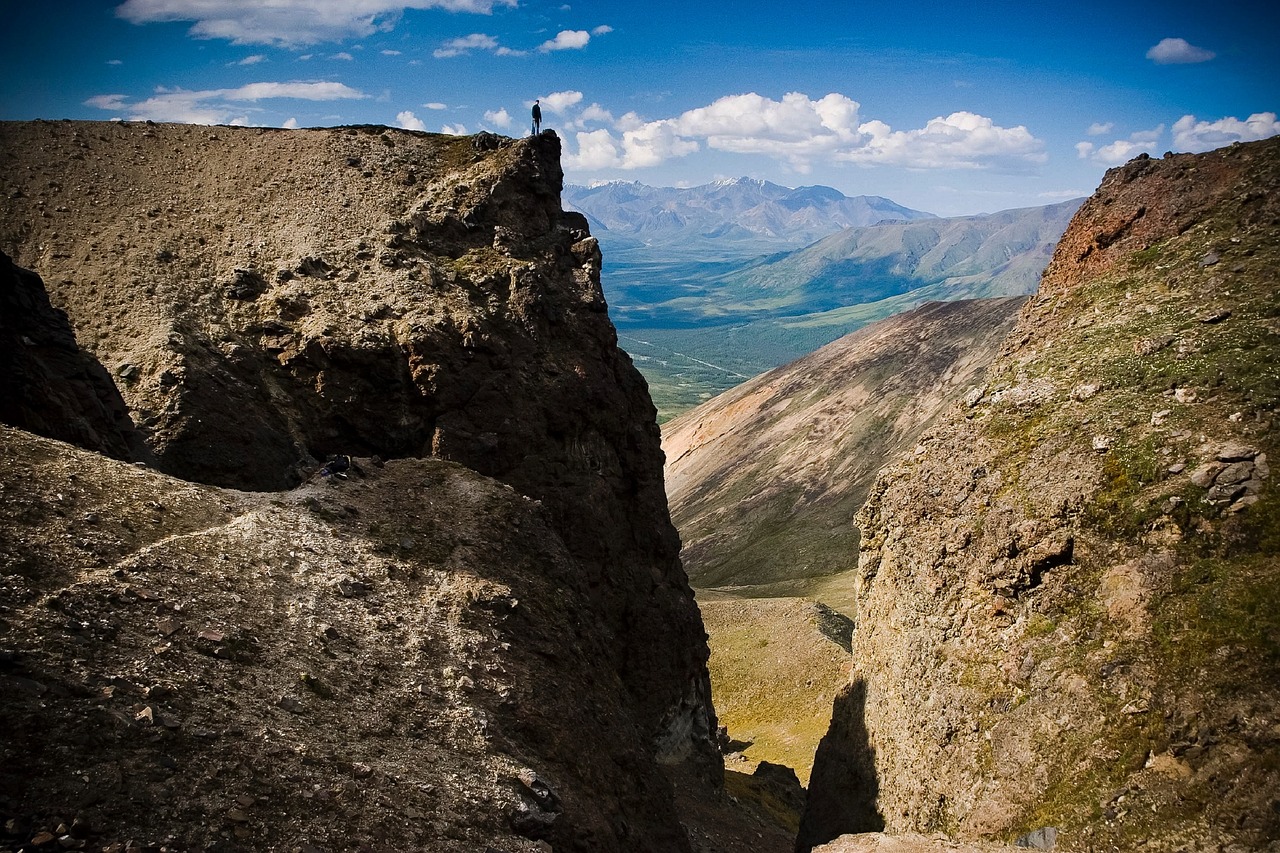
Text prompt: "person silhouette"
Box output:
[[531, 99, 542, 135]]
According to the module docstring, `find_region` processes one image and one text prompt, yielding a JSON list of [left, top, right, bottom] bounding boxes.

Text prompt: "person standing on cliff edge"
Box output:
[[531, 99, 542, 135]]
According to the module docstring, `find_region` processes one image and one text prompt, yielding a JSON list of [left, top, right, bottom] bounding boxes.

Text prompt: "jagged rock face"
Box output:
[[802, 140, 1280, 850], [0, 121, 718, 843], [0, 251, 147, 462], [664, 297, 1026, 595], [0, 428, 691, 852]]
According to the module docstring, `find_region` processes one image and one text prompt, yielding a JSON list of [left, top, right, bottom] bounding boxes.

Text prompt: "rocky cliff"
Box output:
[[802, 141, 1280, 850], [0, 121, 724, 851], [0, 250, 149, 463]]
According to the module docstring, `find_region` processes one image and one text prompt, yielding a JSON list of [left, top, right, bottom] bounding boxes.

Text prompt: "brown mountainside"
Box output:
[[0, 121, 752, 852], [663, 297, 1026, 597], [803, 141, 1280, 850]]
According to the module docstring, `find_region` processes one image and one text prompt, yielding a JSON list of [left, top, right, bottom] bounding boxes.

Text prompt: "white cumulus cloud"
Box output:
[[1087, 122, 1113, 136], [1146, 37, 1215, 64], [540, 90, 584, 113], [115, 0, 518, 47], [1075, 124, 1165, 165], [591, 25, 612, 35], [578, 103, 613, 125], [560, 92, 1048, 174], [846, 111, 1046, 170], [396, 110, 427, 131], [83, 80, 368, 124], [483, 108, 512, 128], [675, 92, 862, 167], [424, 102, 447, 110], [539, 30, 590, 51], [1172, 112, 1280, 151], [441, 123, 468, 135]]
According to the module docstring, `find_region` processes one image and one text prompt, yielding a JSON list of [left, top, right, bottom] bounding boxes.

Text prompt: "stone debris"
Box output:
[[812, 834, 1027, 852]]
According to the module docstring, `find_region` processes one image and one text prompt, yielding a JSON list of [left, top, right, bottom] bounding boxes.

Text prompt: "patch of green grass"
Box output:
[[1152, 549, 1280, 685], [1023, 612, 1057, 639], [1082, 435, 1168, 538], [1017, 710, 1166, 841]]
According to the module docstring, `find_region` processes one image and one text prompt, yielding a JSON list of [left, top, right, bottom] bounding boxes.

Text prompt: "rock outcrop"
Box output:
[[0, 251, 147, 462], [0, 121, 721, 850], [0, 428, 692, 851], [802, 141, 1280, 850]]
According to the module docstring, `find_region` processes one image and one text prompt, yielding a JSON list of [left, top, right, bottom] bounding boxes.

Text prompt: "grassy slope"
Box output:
[[700, 598, 852, 786]]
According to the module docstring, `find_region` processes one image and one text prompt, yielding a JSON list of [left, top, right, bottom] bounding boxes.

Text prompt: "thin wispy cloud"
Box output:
[[434, 33, 499, 58], [84, 80, 368, 124], [106, 59, 124, 65], [381, 49, 401, 55], [330, 52, 354, 61], [1086, 122, 1113, 136], [115, 0, 519, 47], [1146, 37, 1215, 65], [563, 91, 1046, 174], [232, 54, 266, 65]]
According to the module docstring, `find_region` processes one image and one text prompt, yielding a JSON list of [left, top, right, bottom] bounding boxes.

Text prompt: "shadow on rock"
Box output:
[[795, 678, 884, 852]]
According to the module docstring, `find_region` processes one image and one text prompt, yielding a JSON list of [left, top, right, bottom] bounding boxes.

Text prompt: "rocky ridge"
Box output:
[[0, 427, 689, 851], [0, 121, 730, 851], [802, 141, 1280, 850]]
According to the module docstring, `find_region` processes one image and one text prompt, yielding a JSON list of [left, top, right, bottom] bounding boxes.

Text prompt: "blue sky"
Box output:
[[2, 0, 1277, 215]]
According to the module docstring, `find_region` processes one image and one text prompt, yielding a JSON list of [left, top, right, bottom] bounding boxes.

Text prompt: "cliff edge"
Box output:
[[0, 121, 722, 851], [802, 141, 1279, 850]]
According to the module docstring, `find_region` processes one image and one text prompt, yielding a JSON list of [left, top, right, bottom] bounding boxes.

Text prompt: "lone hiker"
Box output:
[[531, 99, 542, 135]]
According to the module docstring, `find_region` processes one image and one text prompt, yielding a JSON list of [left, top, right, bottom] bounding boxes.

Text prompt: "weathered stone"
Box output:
[[1217, 442, 1258, 462], [1189, 462, 1224, 487], [1014, 826, 1057, 849], [0, 253, 149, 462], [1215, 461, 1255, 486]]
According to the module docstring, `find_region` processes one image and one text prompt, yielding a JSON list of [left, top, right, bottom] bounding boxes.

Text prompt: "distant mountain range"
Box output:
[[563, 177, 934, 251], [560, 176, 1083, 420], [715, 197, 1085, 317]]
